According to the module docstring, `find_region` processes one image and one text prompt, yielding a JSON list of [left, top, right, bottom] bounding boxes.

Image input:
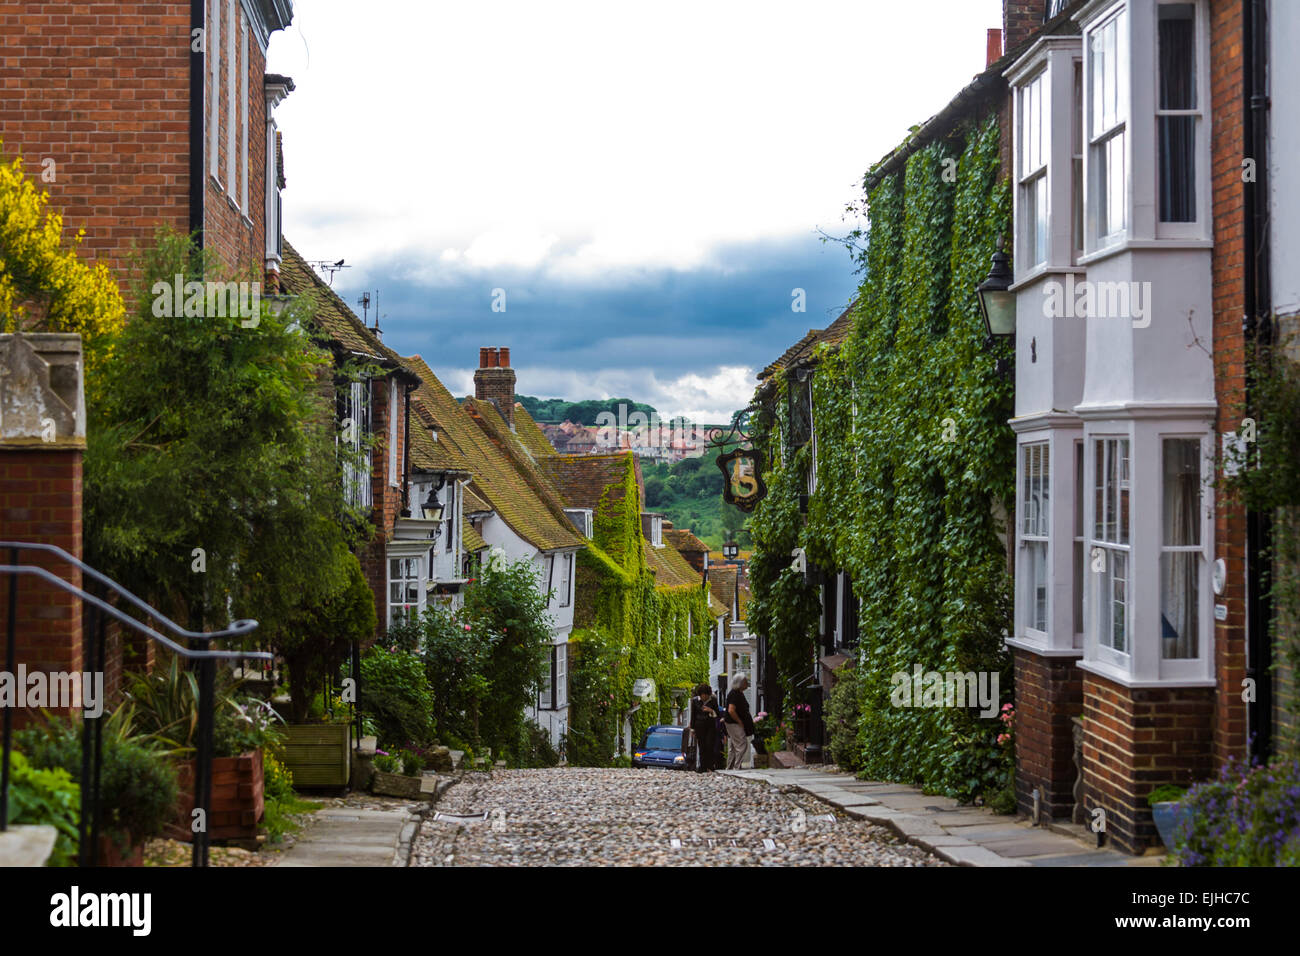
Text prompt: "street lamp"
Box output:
[[723, 541, 739, 560], [976, 241, 1016, 376]]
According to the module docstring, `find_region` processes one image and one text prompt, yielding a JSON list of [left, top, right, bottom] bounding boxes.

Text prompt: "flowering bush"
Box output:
[[1174, 758, 1300, 866], [996, 703, 1014, 747]]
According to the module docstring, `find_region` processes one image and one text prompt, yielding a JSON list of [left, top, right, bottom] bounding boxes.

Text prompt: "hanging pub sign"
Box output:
[[716, 446, 767, 512]]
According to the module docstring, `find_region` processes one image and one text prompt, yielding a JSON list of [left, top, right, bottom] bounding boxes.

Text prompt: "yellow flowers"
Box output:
[[0, 143, 126, 391]]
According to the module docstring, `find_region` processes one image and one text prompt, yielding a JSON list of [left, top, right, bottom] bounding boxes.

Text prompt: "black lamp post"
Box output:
[[976, 241, 1016, 376], [723, 541, 739, 560]]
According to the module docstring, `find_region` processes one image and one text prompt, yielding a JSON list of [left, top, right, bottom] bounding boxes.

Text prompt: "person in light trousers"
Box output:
[[724, 672, 753, 769]]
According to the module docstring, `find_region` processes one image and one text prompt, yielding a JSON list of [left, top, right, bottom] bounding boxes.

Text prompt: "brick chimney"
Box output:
[[1003, 0, 1044, 55], [473, 346, 516, 429], [987, 28, 1003, 66]]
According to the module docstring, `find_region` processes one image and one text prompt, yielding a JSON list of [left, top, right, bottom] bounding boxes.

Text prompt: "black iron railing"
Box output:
[[0, 541, 271, 867]]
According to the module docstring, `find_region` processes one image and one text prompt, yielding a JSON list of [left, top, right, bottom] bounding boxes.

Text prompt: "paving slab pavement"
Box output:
[[723, 768, 1144, 868], [275, 806, 421, 867]]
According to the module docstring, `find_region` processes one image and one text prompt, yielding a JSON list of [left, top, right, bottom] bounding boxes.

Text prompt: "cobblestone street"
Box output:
[[412, 768, 947, 866]]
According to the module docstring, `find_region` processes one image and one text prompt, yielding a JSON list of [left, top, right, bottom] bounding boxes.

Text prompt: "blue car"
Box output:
[[631, 724, 694, 770]]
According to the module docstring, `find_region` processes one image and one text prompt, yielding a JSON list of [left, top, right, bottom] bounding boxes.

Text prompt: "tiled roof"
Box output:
[[646, 540, 704, 591], [512, 406, 558, 459], [757, 300, 858, 382], [537, 453, 632, 513], [664, 527, 708, 555], [709, 565, 738, 618], [281, 241, 413, 375], [462, 518, 487, 553], [462, 485, 492, 515], [400, 355, 583, 553], [407, 390, 470, 474]]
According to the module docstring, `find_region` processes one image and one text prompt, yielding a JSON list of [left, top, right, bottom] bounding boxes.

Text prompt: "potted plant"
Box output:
[[126, 657, 278, 842], [370, 749, 426, 799], [16, 712, 179, 865], [1147, 784, 1190, 849], [751, 711, 771, 768]]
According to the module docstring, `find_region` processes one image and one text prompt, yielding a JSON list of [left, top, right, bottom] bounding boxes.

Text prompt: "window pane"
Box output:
[[1073, 539, 1084, 635], [1111, 550, 1127, 653], [1034, 174, 1048, 265], [1163, 439, 1202, 546], [1029, 540, 1049, 631], [1159, 4, 1196, 110], [1159, 116, 1196, 222], [1118, 439, 1130, 545], [1161, 551, 1200, 658]]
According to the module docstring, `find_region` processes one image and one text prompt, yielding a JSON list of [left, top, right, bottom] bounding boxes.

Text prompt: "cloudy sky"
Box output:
[[267, 0, 1003, 422]]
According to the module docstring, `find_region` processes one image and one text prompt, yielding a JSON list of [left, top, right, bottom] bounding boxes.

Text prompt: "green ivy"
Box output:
[[566, 454, 712, 763], [747, 114, 1015, 801]]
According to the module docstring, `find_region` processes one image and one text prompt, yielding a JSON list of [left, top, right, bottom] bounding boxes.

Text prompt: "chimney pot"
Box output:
[[479, 347, 489, 368], [499, 346, 511, 368], [987, 28, 1003, 66]]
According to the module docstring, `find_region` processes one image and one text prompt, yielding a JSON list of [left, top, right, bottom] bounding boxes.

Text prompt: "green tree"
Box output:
[[84, 230, 368, 652]]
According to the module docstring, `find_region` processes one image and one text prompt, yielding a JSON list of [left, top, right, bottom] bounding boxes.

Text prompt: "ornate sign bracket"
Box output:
[[708, 405, 767, 513]]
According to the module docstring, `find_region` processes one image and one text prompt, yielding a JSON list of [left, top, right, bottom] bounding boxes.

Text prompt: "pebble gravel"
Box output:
[[412, 768, 948, 867]]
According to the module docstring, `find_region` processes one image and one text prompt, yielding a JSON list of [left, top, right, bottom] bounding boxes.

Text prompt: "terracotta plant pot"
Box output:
[[96, 833, 144, 867], [166, 749, 265, 843]]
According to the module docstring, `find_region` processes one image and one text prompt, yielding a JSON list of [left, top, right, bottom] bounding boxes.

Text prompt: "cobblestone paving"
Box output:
[[413, 768, 948, 866]]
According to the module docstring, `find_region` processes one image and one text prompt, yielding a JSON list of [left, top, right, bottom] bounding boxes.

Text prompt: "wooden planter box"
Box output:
[[166, 749, 265, 843], [371, 770, 425, 799], [283, 723, 352, 788]]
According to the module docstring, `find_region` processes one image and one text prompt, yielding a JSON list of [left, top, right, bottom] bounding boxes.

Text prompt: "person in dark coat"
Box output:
[[689, 683, 720, 772]]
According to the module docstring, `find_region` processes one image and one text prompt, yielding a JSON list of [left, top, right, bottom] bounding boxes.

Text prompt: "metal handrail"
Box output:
[[0, 541, 247, 645], [1, 555, 271, 868]]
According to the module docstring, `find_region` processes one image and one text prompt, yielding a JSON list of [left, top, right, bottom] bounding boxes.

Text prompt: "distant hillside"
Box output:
[[517, 395, 658, 425], [641, 457, 750, 551]]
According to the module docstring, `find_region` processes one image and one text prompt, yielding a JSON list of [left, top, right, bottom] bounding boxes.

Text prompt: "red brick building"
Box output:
[[0, 1, 295, 293]]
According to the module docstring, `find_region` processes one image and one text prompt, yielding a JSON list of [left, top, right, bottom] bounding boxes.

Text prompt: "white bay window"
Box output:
[[1086, 6, 1128, 247]]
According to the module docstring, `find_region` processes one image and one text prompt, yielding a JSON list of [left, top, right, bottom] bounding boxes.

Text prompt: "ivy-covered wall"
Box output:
[[747, 114, 1016, 800], [566, 453, 711, 764]]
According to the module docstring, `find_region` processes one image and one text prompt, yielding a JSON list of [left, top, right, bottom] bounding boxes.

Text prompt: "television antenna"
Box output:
[[309, 258, 350, 286]]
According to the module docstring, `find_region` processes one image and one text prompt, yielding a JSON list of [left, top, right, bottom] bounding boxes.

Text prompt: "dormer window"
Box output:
[[641, 512, 663, 547], [1086, 5, 1128, 247]]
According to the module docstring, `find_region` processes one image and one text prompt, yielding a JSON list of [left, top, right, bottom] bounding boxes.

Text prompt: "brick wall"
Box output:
[[203, 0, 268, 278], [0, 449, 84, 724], [1003, 0, 1045, 54], [0, 1, 192, 298], [1208, 0, 1249, 763], [1012, 648, 1083, 821], [357, 372, 409, 644], [1081, 672, 1216, 854], [0, 0, 270, 305]]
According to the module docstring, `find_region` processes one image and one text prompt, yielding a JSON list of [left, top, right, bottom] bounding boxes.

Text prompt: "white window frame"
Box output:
[[1019, 441, 1052, 639], [1089, 435, 1131, 666], [239, 17, 249, 217], [1153, 0, 1209, 238], [388, 379, 400, 487], [1156, 433, 1212, 676], [225, 0, 237, 199], [343, 379, 372, 510], [1083, 3, 1129, 251], [558, 552, 572, 608], [1019, 68, 1050, 270], [209, 0, 221, 183], [386, 550, 426, 628], [539, 643, 568, 710]]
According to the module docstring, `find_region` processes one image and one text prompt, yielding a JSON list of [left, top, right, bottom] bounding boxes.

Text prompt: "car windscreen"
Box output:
[[643, 733, 682, 751]]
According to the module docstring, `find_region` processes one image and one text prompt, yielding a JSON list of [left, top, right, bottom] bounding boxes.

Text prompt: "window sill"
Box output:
[[1078, 237, 1214, 267], [1076, 658, 1215, 689], [1009, 264, 1087, 294], [1005, 635, 1083, 657]]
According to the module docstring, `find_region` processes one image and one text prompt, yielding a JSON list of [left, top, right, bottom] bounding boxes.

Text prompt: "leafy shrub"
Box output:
[[1147, 784, 1187, 806], [1174, 758, 1300, 866], [510, 721, 560, 769], [263, 750, 295, 802], [373, 753, 400, 774], [17, 716, 179, 850], [358, 648, 436, 751], [3, 750, 80, 866], [826, 664, 863, 772], [398, 750, 422, 777]]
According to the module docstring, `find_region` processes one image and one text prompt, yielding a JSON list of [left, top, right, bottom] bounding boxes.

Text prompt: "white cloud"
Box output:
[[269, 0, 1004, 277], [436, 363, 757, 424]]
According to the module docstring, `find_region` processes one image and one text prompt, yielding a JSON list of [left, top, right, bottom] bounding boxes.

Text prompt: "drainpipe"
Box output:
[[189, 0, 205, 248], [1243, 0, 1273, 762]]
